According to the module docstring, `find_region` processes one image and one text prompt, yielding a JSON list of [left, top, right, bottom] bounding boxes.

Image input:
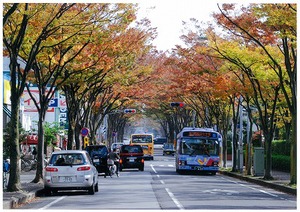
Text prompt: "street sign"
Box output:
[[81, 127, 89, 136]]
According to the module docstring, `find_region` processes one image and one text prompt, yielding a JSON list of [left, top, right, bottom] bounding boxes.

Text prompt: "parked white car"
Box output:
[[44, 150, 98, 195]]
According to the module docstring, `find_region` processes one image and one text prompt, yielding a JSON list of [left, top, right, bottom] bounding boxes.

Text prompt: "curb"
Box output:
[[219, 170, 296, 196], [3, 188, 44, 209]]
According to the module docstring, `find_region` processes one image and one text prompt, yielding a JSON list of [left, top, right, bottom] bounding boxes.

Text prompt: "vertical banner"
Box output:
[[59, 94, 68, 129]]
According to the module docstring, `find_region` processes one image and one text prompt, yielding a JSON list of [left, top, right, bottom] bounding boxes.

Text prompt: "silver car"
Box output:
[[44, 150, 99, 195]]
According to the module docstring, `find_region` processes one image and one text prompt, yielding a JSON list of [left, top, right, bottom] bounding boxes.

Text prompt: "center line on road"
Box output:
[[39, 196, 66, 210], [165, 188, 184, 210]]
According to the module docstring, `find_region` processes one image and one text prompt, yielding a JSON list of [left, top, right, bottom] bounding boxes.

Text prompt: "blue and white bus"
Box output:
[[175, 127, 222, 175]]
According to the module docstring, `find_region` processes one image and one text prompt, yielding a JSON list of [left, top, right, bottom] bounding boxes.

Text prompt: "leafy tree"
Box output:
[[61, 6, 156, 149], [3, 3, 76, 191], [44, 122, 64, 147], [213, 3, 296, 183]]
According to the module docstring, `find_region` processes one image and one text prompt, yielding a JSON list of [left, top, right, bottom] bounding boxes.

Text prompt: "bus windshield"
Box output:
[[131, 135, 153, 143], [180, 138, 218, 156]]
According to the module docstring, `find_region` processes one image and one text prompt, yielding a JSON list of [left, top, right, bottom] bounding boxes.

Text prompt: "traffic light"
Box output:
[[170, 102, 185, 107], [124, 109, 136, 113]]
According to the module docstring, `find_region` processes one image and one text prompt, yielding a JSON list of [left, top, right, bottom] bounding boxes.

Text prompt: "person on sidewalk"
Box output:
[[32, 147, 37, 159]]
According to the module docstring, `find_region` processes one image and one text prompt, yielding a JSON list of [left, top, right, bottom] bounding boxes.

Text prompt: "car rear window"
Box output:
[[164, 143, 174, 149], [154, 138, 167, 144], [121, 145, 143, 153], [85, 146, 108, 156], [50, 153, 86, 166]]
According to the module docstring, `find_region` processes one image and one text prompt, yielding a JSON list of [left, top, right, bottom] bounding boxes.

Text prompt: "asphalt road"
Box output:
[[18, 148, 296, 210]]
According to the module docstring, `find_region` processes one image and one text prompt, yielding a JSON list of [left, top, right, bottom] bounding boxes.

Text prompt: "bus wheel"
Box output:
[[176, 169, 182, 174]]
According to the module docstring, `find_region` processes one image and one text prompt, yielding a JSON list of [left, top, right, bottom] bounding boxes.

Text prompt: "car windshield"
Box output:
[[86, 146, 108, 156], [50, 153, 85, 166], [122, 146, 143, 153], [112, 143, 123, 149]]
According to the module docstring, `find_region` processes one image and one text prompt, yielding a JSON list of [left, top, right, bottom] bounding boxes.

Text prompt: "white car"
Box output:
[[44, 150, 99, 195], [111, 142, 124, 152]]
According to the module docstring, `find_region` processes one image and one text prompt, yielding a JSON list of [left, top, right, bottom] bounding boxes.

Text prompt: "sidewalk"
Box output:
[[2, 168, 296, 209], [3, 170, 44, 209]]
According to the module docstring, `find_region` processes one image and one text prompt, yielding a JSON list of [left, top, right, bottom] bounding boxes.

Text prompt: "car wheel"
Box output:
[[52, 189, 58, 195], [95, 183, 99, 192], [44, 188, 52, 196], [88, 184, 95, 195]]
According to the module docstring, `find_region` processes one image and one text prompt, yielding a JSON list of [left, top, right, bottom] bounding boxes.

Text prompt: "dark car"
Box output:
[[85, 145, 109, 176], [163, 143, 175, 156], [119, 145, 144, 171]]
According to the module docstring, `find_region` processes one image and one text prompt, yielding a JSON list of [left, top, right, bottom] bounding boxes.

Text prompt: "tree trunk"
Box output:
[[75, 122, 82, 149], [67, 125, 74, 150], [263, 132, 273, 180], [290, 114, 296, 184], [7, 95, 22, 191], [32, 113, 46, 183]]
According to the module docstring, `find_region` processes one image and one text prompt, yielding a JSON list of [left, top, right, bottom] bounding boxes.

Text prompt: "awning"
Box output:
[[23, 135, 38, 145]]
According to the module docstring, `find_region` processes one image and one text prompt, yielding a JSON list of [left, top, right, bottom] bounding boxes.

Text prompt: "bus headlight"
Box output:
[[179, 160, 186, 166], [213, 161, 219, 166]]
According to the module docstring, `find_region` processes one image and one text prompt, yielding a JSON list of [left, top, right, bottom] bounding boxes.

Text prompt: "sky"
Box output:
[[136, 0, 220, 51]]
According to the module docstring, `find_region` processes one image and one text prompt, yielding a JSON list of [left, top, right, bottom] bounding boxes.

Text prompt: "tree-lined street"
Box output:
[[3, 3, 297, 209]]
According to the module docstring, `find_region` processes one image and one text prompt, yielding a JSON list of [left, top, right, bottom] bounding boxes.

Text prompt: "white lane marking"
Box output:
[[165, 188, 184, 210], [39, 196, 66, 210], [150, 164, 157, 173], [152, 164, 174, 167], [259, 189, 278, 197], [151, 163, 183, 209], [221, 176, 279, 197], [202, 188, 239, 195]]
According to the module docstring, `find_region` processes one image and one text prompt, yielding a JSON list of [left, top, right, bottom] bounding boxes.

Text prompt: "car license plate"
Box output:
[[93, 159, 100, 163], [59, 176, 75, 182], [129, 157, 136, 162]]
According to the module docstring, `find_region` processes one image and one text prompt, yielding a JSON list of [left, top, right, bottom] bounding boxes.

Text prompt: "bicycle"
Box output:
[[21, 157, 37, 172], [3, 171, 9, 189]]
